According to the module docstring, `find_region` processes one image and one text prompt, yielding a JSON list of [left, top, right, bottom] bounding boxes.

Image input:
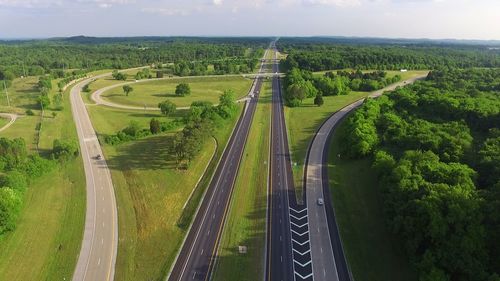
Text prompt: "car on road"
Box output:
[[95, 154, 102, 160], [317, 198, 324, 205]]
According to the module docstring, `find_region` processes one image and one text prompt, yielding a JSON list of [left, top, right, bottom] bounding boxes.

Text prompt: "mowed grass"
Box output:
[[101, 76, 253, 108], [284, 92, 372, 198], [87, 105, 176, 136], [326, 117, 416, 281], [213, 82, 271, 281], [0, 74, 93, 281], [0, 159, 86, 281], [0, 117, 9, 128], [103, 104, 243, 281]]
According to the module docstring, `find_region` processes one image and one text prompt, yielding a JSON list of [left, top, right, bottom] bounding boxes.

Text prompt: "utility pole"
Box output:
[[3, 80, 10, 107], [22, 63, 27, 78]]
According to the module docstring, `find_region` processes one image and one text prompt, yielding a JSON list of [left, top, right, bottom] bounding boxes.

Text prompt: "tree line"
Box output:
[[341, 68, 500, 281], [0, 137, 78, 236], [279, 40, 500, 72], [283, 68, 401, 107]]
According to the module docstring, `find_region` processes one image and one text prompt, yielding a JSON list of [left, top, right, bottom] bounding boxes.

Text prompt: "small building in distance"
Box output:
[[400, 69, 408, 72]]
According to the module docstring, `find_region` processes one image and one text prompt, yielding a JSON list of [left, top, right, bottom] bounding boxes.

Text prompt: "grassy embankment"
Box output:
[[101, 76, 253, 108], [284, 70, 426, 200], [86, 75, 250, 280], [0, 75, 87, 280], [326, 116, 416, 281], [213, 81, 271, 280]]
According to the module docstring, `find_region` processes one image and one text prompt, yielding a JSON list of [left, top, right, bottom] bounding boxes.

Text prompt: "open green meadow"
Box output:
[[213, 82, 271, 281], [326, 117, 416, 281], [101, 76, 253, 108]]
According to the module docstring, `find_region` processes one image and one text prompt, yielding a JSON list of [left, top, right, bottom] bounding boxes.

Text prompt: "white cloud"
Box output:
[[213, 0, 223, 5], [302, 0, 361, 6], [141, 7, 190, 16], [0, 0, 62, 8]]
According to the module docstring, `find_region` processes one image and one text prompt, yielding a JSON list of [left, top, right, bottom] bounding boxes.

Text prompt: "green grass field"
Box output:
[[284, 92, 372, 199], [101, 76, 253, 108], [105, 104, 244, 281], [0, 117, 9, 129], [0, 76, 87, 280], [326, 117, 416, 281], [213, 82, 271, 281]]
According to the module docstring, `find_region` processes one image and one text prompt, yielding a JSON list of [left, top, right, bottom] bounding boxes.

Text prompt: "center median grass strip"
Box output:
[[326, 114, 416, 281], [212, 81, 271, 281], [284, 91, 372, 200]]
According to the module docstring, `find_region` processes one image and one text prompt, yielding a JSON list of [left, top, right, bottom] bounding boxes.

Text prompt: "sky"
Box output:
[[0, 0, 499, 40]]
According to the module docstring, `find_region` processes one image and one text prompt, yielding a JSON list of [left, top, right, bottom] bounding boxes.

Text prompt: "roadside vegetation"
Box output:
[[0, 74, 86, 280], [339, 68, 500, 280], [213, 81, 271, 281], [327, 116, 417, 281], [91, 85, 245, 280]]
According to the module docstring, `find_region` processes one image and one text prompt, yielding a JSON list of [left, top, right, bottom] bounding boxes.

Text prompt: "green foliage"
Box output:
[[149, 118, 161, 134], [342, 68, 500, 280], [217, 89, 237, 118], [175, 83, 191, 96], [112, 70, 127, 81], [314, 94, 324, 106], [134, 68, 152, 80], [25, 109, 34, 116], [279, 39, 500, 71], [0, 188, 22, 235], [52, 93, 63, 111], [158, 100, 176, 116], [52, 139, 79, 160], [122, 85, 133, 96]]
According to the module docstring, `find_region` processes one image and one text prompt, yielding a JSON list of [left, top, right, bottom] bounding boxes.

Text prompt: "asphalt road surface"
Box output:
[[167, 46, 270, 281], [304, 73, 429, 281], [0, 113, 18, 133], [70, 73, 119, 281]]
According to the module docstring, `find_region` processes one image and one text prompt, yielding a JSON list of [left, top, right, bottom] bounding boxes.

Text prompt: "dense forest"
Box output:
[[0, 36, 267, 85], [278, 39, 500, 71], [341, 68, 500, 281]]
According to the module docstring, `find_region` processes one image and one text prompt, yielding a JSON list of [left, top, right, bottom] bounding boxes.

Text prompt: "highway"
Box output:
[[304, 73, 429, 281], [266, 42, 314, 281], [167, 45, 270, 281], [70, 72, 119, 281]]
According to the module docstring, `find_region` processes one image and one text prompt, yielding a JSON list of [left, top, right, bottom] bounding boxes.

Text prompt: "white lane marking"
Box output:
[[290, 221, 308, 228], [294, 260, 312, 267], [97, 258, 101, 266], [102, 238, 104, 245], [291, 238, 310, 246], [293, 248, 311, 256], [295, 272, 313, 279], [201, 249, 204, 255]]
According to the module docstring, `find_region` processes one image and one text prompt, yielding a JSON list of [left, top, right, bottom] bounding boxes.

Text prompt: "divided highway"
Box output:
[[304, 73, 429, 281], [167, 46, 271, 281], [266, 43, 314, 281], [70, 72, 119, 281]]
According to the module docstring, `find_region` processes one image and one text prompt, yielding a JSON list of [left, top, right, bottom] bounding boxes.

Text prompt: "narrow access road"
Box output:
[[305, 73, 429, 281], [167, 45, 271, 281], [70, 72, 119, 281], [0, 113, 18, 133], [91, 74, 275, 111]]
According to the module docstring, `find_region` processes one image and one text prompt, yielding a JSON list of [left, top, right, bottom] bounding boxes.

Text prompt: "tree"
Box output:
[[0, 188, 21, 235], [52, 93, 63, 110], [158, 100, 176, 116], [150, 118, 161, 134], [112, 70, 127, 81], [38, 94, 50, 109], [175, 83, 191, 96], [52, 139, 79, 159], [122, 85, 133, 96], [314, 94, 324, 106]]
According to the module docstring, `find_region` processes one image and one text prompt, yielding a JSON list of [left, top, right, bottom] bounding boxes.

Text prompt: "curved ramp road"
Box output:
[[0, 113, 18, 133], [91, 74, 256, 111], [305, 73, 428, 281], [70, 73, 119, 281]]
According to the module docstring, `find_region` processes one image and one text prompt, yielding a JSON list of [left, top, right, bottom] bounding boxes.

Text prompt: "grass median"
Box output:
[[326, 117, 416, 281], [212, 81, 271, 281]]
